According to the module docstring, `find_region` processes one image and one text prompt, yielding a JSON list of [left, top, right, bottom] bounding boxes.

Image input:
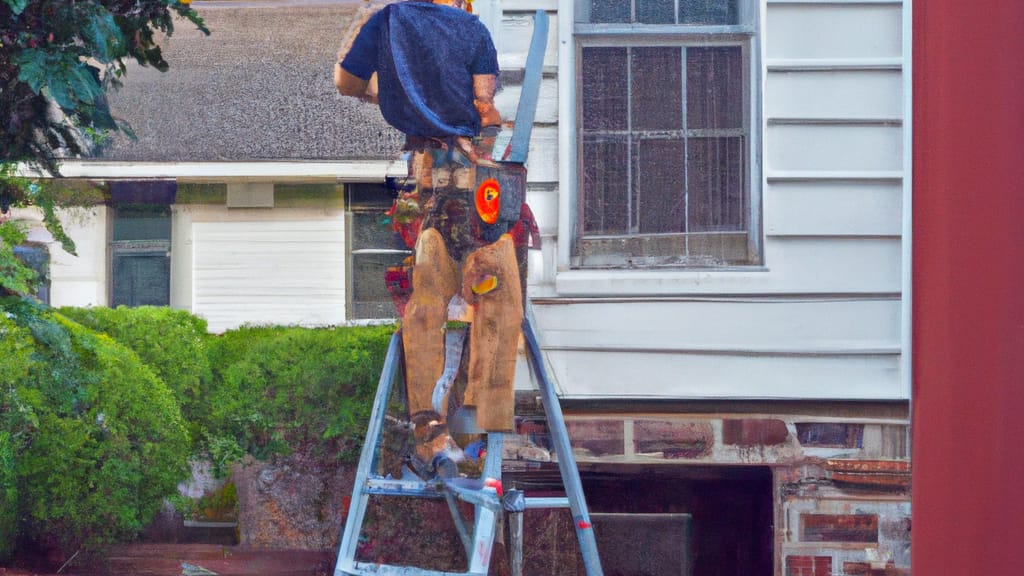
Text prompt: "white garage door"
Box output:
[[192, 218, 346, 332]]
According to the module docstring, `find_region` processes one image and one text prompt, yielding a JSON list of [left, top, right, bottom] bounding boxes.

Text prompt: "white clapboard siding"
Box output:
[[522, 125, 559, 183], [766, 3, 903, 60], [494, 77, 558, 125], [766, 69, 903, 120], [524, 186, 560, 236], [553, 237, 901, 296], [192, 219, 346, 332], [499, 10, 558, 70], [766, 180, 903, 237], [545, 349, 903, 400], [519, 0, 908, 399], [766, 124, 903, 174], [533, 298, 900, 354]]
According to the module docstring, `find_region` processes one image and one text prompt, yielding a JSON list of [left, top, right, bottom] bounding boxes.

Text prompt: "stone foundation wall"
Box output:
[[512, 409, 913, 576]]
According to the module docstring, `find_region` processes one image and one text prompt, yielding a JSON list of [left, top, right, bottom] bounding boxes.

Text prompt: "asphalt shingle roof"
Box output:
[[99, 0, 405, 162]]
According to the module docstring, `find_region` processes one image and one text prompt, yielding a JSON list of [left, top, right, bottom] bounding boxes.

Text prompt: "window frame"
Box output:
[[345, 183, 413, 321], [108, 203, 172, 307], [564, 0, 764, 273]]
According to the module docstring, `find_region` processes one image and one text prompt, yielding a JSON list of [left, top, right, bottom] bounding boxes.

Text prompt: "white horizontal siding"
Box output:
[[494, 77, 558, 125], [498, 10, 559, 70], [192, 219, 346, 332], [767, 124, 903, 173], [766, 4, 903, 60], [522, 125, 559, 183], [554, 237, 900, 295], [524, 0, 908, 400], [766, 69, 903, 120], [766, 180, 903, 236], [524, 187, 559, 236], [545, 348, 902, 400], [533, 298, 900, 354]]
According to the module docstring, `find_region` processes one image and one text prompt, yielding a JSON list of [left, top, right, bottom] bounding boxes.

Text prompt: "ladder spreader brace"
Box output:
[[333, 10, 602, 576]]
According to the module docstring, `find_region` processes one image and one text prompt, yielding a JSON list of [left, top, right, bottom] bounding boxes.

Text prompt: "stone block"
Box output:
[[796, 422, 864, 448], [633, 419, 714, 459], [565, 419, 624, 456], [786, 555, 832, 576], [801, 514, 879, 543], [723, 418, 789, 447]]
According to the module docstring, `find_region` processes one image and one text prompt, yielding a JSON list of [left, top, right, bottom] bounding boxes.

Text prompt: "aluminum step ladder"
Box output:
[[333, 313, 603, 576]]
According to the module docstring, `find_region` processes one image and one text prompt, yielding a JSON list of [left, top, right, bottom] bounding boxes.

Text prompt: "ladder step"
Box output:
[[344, 561, 487, 576], [364, 477, 446, 498], [523, 496, 570, 510], [362, 477, 504, 511]]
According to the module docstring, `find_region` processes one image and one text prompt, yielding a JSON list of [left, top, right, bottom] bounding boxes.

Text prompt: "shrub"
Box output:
[[59, 306, 213, 442], [208, 324, 394, 461], [1, 298, 191, 556], [0, 313, 35, 560]]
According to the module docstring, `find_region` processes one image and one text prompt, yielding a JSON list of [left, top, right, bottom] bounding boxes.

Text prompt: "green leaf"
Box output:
[[83, 6, 126, 62], [15, 50, 105, 114], [2, 0, 30, 16]]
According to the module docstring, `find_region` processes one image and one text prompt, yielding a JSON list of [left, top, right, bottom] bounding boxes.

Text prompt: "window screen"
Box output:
[[574, 0, 759, 268]]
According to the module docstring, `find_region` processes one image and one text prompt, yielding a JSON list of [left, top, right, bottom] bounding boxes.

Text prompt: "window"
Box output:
[[573, 0, 760, 268], [14, 244, 50, 304], [110, 204, 171, 307], [347, 183, 412, 320]]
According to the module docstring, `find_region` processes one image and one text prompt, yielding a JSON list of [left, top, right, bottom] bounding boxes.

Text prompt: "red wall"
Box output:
[[912, 1, 1024, 574]]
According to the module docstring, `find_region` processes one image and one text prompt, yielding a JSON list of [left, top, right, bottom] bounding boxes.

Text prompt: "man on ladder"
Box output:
[[335, 0, 522, 477], [333, 5, 602, 576]]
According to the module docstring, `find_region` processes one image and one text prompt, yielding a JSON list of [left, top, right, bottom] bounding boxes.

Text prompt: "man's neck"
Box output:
[[430, 0, 469, 11]]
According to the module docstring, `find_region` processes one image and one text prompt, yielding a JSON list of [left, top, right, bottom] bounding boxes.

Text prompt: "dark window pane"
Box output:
[[112, 252, 170, 307], [582, 47, 629, 132], [637, 0, 675, 24], [679, 0, 738, 25], [112, 204, 171, 241], [687, 136, 745, 232], [589, 0, 631, 23], [13, 245, 49, 304], [582, 139, 629, 235], [631, 47, 683, 131], [351, 251, 409, 319], [687, 46, 744, 130], [351, 211, 407, 252], [634, 138, 686, 233]]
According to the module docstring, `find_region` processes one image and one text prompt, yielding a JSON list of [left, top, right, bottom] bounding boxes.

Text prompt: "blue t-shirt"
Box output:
[[341, 2, 499, 138]]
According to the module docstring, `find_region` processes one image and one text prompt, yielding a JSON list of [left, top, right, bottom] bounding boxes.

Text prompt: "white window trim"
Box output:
[[556, 0, 766, 295]]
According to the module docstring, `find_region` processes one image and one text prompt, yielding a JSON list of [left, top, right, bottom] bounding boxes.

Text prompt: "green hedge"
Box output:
[[206, 323, 394, 462], [59, 306, 213, 443], [0, 298, 190, 557], [0, 313, 35, 559], [1, 300, 394, 560]]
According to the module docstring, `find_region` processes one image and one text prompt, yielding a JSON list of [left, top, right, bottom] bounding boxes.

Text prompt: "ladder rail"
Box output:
[[336, 331, 404, 575], [522, 311, 605, 576]]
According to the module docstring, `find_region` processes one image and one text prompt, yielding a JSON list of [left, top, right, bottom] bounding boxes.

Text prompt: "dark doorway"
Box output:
[[580, 465, 773, 576]]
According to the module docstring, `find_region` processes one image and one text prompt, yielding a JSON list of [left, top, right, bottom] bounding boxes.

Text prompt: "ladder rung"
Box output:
[[523, 496, 570, 510], [343, 561, 487, 576], [364, 477, 446, 498]]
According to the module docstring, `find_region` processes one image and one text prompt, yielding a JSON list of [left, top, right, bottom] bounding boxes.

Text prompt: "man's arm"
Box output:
[[473, 74, 501, 127], [335, 63, 379, 105]]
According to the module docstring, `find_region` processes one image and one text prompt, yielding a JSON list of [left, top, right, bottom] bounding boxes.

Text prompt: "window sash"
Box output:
[[574, 32, 756, 268], [576, 0, 746, 26]]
